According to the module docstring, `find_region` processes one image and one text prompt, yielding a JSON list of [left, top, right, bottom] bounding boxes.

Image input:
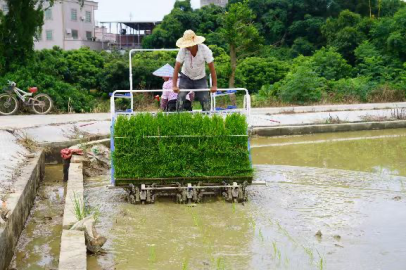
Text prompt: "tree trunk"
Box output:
[[229, 45, 237, 88]]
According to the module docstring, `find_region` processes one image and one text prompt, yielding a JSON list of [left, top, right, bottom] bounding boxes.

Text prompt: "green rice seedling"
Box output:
[[284, 256, 290, 267], [182, 257, 189, 270], [148, 246, 156, 266], [276, 221, 297, 245], [216, 257, 226, 270], [316, 249, 325, 270], [112, 113, 253, 184], [231, 202, 236, 213], [272, 241, 278, 259], [302, 245, 314, 263], [249, 216, 256, 231], [259, 228, 264, 242]]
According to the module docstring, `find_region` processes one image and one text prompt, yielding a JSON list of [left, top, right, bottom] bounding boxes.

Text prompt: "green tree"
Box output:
[[310, 47, 352, 80], [220, 0, 263, 87], [321, 10, 369, 63], [370, 5, 406, 61], [0, 0, 85, 72], [291, 37, 315, 56], [142, 0, 199, 48]]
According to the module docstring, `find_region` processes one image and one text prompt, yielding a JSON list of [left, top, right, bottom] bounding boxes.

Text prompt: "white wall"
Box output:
[[35, 1, 64, 50], [0, 0, 100, 50]]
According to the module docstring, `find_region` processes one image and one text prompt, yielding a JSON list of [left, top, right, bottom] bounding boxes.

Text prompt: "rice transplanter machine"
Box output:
[[109, 49, 254, 204]]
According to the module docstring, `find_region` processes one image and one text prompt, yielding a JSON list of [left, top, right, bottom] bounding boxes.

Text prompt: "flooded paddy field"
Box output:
[[86, 128, 406, 270], [9, 165, 65, 270]]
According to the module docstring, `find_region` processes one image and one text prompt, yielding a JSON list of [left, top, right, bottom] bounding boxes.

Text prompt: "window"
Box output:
[[86, 31, 92, 41], [2, 4, 9, 14], [35, 30, 42, 41], [71, 9, 77, 21], [85, 11, 91, 23], [46, 30, 53, 41], [45, 8, 52, 20], [72, 29, 78, 40]]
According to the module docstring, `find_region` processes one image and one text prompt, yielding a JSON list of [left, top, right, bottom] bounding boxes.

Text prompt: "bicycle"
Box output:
[[0, 81, 53, 115]]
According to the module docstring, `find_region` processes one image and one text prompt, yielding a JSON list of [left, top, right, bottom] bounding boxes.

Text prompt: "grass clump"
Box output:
[[112, 113, 252, 184]]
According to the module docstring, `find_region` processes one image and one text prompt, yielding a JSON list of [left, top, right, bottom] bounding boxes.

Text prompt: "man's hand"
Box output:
[[210, 86, 217, 93], [173, 86, 180, 93]]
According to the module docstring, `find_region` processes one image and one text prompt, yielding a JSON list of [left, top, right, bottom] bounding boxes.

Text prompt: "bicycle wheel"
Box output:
[[32, 93, 53, 114], [0, 94, 19, 115]]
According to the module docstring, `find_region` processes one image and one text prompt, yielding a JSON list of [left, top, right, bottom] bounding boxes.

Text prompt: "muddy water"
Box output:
[[9, 165, 65, 270], [86, 129, 406, 270], [251, 128, 406, 176]]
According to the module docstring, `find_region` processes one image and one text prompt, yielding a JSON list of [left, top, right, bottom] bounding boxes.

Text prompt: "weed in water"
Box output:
[[71, 192, 100, 222], [71, 192, 88, 221]]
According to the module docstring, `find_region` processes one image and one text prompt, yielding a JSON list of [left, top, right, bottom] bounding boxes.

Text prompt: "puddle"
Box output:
[[9, 165, 65, 270], [86, 129, 406, 270]]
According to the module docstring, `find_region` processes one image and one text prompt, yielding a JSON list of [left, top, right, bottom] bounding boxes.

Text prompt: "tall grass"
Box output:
[[113, 113, 253, 183]]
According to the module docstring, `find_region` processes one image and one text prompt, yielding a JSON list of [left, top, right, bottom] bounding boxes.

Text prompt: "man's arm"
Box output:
[[208, 62, 217, 93], [173, 62, 181, 93]]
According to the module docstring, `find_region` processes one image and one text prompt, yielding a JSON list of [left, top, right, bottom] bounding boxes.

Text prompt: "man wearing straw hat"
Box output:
[[172, 30, 218, 111]]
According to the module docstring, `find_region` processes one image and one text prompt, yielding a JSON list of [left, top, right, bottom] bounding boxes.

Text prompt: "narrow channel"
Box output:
[[8, 165, 65, 270]]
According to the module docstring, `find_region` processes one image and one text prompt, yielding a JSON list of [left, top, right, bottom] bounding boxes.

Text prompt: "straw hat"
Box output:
[[176, 30, 205, 48], [152, 64, 179, 77]]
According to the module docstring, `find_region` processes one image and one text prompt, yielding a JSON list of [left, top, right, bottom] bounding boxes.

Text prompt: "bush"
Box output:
[[112, 113, 253, 184], [98, 59, 130, 98], [63, 47, 105, 90], [311, 47, 352, 80], [279, 65, 325, 103], [0, 66, 95, 113], [328, 77, 376, 102], [235, 57, 289, 93]]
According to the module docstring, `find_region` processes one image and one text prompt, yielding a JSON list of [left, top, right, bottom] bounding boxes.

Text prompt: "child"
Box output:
[[152, 64, 193, 112]]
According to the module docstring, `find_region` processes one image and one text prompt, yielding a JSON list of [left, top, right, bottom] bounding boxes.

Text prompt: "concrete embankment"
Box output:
[[252, 120, 406, 137], [59, 156, 87, 270], [0, 150, 44, 270]]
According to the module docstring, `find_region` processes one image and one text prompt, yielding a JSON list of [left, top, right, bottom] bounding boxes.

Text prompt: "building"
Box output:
[[97, 21, 160, 50], [0, 0, 104, 50], [201, 0, 228, 7]]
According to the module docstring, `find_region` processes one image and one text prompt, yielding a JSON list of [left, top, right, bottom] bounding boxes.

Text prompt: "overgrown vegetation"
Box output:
[[112, 113, 253, 183]]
